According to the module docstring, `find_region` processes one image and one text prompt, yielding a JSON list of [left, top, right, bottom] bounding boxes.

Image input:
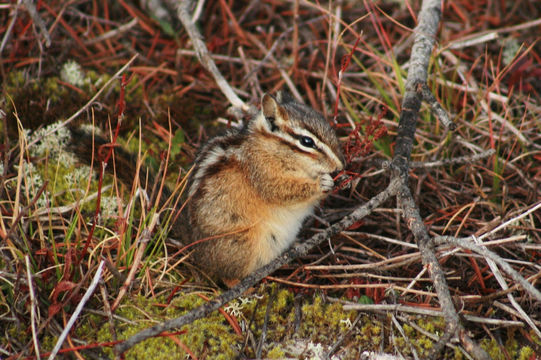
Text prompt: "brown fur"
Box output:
[[185, 93, 344, 283], [65, 93, 343, 285]]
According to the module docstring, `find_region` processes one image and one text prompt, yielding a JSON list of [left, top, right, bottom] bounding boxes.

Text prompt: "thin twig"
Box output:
[[341, 303, 526, 327], [111, 222, 154, 310], [241, 16, 325, 83], [47, 261, 105, 360], [434, 235, 541, 303], [392, 314, 420, 360], [478, 239, 541, 338], [246, 32, 303, 101], [448, 32, 498, 50], [26, 256, 41, 360], [325, 312, 363, 359], [177, 0, 251, 114], [256, 287, 276, 359], [420, 82, 455, 130], [100, 283, 118, 344], [477, 201, 541, 241], [22, 0, 51, 47], [397, 315, 474, 360], [409, 149, 495, 168], [446, 17, 541, 49], [84, 18, 138, 45], [0, 0, 22, 57]]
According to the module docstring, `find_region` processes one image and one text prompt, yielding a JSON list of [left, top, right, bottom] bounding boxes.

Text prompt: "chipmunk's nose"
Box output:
[[326, 150, 345, 173], [335, 154, 345, 171]]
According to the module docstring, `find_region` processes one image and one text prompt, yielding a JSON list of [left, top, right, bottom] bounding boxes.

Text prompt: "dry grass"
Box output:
[[1, 0, 540, 359]]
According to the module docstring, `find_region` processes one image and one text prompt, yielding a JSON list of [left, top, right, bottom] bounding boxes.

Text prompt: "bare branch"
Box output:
[[390, 0, 489, 358], [177, 0, 253, 115]]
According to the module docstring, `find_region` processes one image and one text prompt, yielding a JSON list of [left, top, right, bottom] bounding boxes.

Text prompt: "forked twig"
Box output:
[[390, 0, 488, 357]]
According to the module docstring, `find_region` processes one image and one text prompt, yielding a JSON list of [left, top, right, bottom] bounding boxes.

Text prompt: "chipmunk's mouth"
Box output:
[[330, 169, 342, 179]]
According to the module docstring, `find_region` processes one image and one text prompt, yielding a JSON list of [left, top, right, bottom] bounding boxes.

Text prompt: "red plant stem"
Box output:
[[79, 74, 128, 261], [333, 36, 361, 124]]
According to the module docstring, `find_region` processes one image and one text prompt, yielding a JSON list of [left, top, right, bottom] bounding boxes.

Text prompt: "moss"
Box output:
[[478, 330, 541, 360], [4, 275, 537, 359], [481, 338, 505, 360], [453, 346, 464, 360], [417, 316, 445, 335], [295, 295, 356, 342], [232, 288, 383, 359], [517, 346, 534, 360], [267, 345, 286, 358], [400, 321, 434, 356], [86, 293, 242, 359], [40, 335, 57, 353]]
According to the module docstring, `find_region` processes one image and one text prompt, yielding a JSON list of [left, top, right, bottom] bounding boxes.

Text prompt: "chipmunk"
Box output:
[[70, 92, 344, 286], [185, 92, 344, 285]]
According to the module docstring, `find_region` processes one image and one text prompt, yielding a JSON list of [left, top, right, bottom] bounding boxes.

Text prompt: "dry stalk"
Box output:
[[177, 0, 253, 115], [25, 256, 40, 360]]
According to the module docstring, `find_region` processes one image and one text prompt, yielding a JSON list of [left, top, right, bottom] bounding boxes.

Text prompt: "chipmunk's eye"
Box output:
[[299, 136, 315, 148], [266, 116, 278, 132]]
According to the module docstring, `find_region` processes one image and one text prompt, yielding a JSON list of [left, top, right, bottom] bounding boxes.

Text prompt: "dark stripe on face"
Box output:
[[258, 130, 317, 158], [283, 127, 326, 156]]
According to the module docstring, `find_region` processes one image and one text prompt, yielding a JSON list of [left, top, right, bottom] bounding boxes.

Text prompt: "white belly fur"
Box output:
[[255, 202, 316, 267]]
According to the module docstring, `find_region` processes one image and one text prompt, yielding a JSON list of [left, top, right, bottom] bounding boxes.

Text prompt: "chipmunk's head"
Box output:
[[250, 92, 344, 177]]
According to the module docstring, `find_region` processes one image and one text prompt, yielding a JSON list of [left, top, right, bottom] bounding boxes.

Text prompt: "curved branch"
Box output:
[[177, 0, 252, 114], [114, 178, 401, 354]]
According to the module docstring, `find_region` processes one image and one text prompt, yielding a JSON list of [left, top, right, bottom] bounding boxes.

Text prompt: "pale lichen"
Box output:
[[60, 60, 86, 87]]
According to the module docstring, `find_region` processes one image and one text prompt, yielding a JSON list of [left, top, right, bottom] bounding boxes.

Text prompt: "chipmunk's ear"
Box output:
[[262, 93, 278, 119], [261, 93, 288, 131]]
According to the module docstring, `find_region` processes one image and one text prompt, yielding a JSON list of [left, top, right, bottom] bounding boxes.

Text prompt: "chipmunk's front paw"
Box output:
[[320, 173, 335, 193]]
